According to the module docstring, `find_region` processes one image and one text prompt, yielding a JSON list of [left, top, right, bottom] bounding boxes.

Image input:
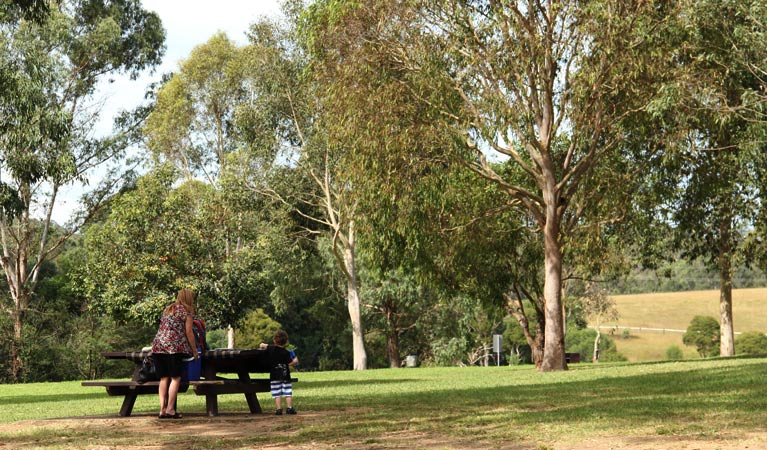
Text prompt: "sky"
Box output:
[[52, 0, 284, 224]]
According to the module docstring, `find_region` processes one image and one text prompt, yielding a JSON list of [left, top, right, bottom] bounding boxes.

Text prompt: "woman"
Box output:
[[151, 288, 199, 419]]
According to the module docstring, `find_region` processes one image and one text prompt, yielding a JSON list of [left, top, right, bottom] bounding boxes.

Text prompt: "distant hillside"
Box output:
[[608, 259, 767, 294], [595, 288, 767, 362], [606, 288, 767, 331]]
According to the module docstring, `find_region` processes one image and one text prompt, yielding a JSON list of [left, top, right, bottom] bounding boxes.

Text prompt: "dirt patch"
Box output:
[[1, 413, 765, 449]]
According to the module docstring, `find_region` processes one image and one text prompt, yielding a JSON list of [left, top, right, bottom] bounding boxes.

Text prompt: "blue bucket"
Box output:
[[182, 348, 202, 381]]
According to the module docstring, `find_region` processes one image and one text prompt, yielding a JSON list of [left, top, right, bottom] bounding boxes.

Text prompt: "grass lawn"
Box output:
[[604, 288, 767, 361], [2, 358, 767, 449]]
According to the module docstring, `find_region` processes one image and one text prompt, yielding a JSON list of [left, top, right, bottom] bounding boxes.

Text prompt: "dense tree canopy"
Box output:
[[0, 0, 164, 381], [1, 0, 765, 380]]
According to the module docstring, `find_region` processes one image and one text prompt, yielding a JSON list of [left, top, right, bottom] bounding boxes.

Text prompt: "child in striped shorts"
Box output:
[[260, 330, 299, 415]]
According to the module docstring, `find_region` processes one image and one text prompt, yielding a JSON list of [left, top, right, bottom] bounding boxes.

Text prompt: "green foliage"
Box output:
[[0, 239, 154, 382], [564, 328, 625, 363], [736, 331, 767, 356], [665, 0, 767, 271], [503, 313, 534, 365], [81, 167, 272, 330], [430, 336, 470, 367], [666, 345, 684, 360], [682, 316, 720, 358], [234, 309, 282, 350], [361, 268, 435, 367], [0, 0, 164, 381], [144, 31, 245, 178], [421, 294, 506, 367], [6, 0, 766, 380], [205, 329, 227, 350]]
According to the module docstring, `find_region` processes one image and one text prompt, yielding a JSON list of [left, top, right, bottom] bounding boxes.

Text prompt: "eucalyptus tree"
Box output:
[[143, 32, 253, 346], [296, 0, 444, 369], [144, 32, 246, 184], [234, 6, 372, 370], [667, 0, 767, 356], [0, 0, 164, 381], [0, 1, 49, 25], [313, 0, 678, 371]]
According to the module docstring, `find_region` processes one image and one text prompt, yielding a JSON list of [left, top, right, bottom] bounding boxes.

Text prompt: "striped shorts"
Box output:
[[270, 381, 293, 398]]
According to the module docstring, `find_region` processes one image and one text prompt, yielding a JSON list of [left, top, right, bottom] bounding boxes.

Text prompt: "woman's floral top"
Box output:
[[151, 304, 193, 355]]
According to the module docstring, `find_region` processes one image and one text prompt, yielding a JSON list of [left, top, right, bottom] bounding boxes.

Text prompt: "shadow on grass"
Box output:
[[2, 361, 766, 449], [0, 391, 106, 406], [496, 364, 759, 421], [297, 378, 419, 389], [300, 360, 767, 438]]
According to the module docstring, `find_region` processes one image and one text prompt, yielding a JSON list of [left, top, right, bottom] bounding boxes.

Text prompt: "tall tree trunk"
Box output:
[[11, 302, 25, 381], [716, 91, 739, 358], [343, 239, 367, 370], [5, 213, 30, 382], [386, 327, 400, 368], [505, 293, 545, 369], [531, 321, 545, 369], [384, 301, 401, 368], [227, 326, 235, 349], [346, 277, 367, 370], [593, 329, 601, 363], [718, 215, 735, 357], [540, 199, 567, 371]]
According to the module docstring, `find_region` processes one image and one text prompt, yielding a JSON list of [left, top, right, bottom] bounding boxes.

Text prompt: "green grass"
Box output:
[[604, 288, 767, 361], [2, 358, 767, 448]]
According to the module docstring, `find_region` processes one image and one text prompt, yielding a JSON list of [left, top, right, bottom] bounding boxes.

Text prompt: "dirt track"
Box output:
[[1, 412, 766, 449]]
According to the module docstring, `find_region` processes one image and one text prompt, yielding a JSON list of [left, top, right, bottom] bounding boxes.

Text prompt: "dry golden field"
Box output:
[[599, 288, 767, 362]]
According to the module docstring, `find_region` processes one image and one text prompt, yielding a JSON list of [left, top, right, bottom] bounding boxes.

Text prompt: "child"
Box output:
[[259, 330, 299, 415]]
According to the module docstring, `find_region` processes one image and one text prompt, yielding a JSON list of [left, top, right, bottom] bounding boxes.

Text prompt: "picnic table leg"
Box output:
[[119, 393, 138, 417], [205, 393, 219, 417], [244, 392, 262, 414], [200, 359, 219, 416], [238, 371, 262, 414]]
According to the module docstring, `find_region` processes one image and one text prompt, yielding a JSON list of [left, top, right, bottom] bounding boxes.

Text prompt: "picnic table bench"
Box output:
[[81, 349, 297, 417]]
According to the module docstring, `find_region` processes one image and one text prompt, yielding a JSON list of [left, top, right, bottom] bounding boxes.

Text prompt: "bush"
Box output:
[[665, 345, 684, 360], [234, 309, 282, 349], [735, 331, 767, 355], [682, 316, 719, 358], [206, 329, 228, 349], [431, 337, 469, 366], [565, 327, 625, 362]]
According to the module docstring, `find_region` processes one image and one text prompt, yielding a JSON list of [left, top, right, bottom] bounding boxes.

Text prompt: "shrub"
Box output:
[[735, 331, 767, 355], [234, 309, 282, 349], [682, 316, 719, 358], [206, 329, 228, 349], [665, 345, 684, 360], [565, 327, 626, 362]]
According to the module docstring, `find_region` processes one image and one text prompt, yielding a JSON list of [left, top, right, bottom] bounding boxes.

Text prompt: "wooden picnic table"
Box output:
[[82, 349, 296, 417]]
